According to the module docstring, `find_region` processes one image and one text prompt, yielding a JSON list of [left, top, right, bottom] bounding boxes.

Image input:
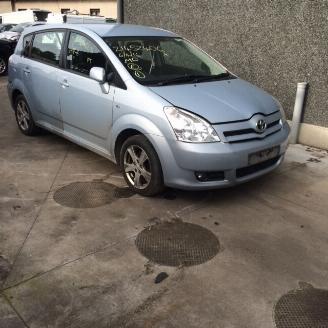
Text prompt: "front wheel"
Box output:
[[0, 56, 7, 76], [120, 135, 164, 196]]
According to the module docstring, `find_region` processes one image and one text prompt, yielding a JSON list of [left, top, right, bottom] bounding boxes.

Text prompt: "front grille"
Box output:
[[228, 130, 281, 144], [214, 111, 282, 143], [223, 119, 280, 138], [236, 156, 281, 178], [267, 119, 280, 129], [224, 128, 254, 137]]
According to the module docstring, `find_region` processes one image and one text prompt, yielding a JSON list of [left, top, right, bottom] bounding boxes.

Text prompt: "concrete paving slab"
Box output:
[[3, 239, 177, 328], [3, 182, 212, 288], [0, 197, 42, 284], [0, 294, 26, 328], [248, 156, 328, 217], [3, 190, 328, 328]]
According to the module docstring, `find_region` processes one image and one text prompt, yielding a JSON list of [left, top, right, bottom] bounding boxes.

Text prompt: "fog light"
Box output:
[[195, 171, 225, 182]]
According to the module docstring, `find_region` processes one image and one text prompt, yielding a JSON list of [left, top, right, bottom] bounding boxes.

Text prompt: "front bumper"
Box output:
[[150, 122, 290, 190]]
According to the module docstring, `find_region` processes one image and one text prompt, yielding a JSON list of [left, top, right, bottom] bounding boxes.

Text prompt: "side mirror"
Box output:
[[90, 67, 106, 83], [107, 72, 114, 83]]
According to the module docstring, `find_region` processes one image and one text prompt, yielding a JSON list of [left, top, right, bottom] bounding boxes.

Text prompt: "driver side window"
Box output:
[[66, 32, 108, 76]]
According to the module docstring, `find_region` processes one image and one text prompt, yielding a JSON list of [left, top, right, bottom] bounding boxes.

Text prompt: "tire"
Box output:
[[14, 95, 40, 136], [120, 135, 165, 196], [0, 56, 7, 76]]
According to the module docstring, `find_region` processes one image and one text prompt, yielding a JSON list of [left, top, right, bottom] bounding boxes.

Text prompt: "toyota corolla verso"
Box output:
[[8, 24, 290, 195]]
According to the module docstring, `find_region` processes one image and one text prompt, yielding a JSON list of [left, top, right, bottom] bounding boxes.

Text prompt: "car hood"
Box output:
[[0, 31, 20, 40], [149, 78, 279, 123]]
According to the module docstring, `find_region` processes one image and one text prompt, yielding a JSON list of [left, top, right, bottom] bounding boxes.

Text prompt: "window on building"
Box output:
[[90, 8, 100, 16], [66, 32, 108, 76], [61, 8, 70, 14], [31, 31, 64, 66]]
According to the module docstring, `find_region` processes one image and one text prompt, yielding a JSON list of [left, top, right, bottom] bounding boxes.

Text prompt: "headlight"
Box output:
[[164, 106, 220, 143]]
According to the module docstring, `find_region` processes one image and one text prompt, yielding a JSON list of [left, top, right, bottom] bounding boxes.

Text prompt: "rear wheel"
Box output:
[[120, 135, 164, 196], [15, 95, 40, 136], [0, 56, 7, 76]]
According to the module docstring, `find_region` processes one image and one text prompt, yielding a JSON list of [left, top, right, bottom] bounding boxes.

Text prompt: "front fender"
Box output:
[[110, 113, 178, 184], [110, 113, 166, 154]]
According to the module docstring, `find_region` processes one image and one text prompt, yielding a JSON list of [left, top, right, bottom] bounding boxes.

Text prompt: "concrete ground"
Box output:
[[1, 75, 328, 328]]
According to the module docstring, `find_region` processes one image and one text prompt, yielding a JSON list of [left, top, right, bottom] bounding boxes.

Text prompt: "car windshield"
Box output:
[[103, 36, 228, 85], [10, 23, 31, 33]]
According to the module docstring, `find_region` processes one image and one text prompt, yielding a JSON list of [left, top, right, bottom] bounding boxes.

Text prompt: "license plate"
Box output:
[[248, 146, 280, 165]]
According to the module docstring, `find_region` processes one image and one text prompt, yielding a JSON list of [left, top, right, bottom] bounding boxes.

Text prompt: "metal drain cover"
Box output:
[[274, 283, 328, 328], [54, 182, 132, 208], [135, 221, 220, 266]]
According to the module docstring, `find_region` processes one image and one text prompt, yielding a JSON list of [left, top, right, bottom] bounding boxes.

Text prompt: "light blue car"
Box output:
[[7, 23, 290, 195]]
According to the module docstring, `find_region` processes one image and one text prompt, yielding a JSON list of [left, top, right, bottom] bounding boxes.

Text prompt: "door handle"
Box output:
[[23, 67, 30, 74], [61, 79, 69, 88]]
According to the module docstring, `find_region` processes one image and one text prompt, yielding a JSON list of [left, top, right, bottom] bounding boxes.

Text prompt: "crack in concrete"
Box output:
[[1, 146, 70, 290], [1, 292, 30, 328], [1, 233, 139, 292]]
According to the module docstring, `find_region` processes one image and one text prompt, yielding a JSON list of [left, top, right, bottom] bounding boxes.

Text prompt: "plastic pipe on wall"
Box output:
[[289, 82, 308, 144], [117, 0, 124, 23]]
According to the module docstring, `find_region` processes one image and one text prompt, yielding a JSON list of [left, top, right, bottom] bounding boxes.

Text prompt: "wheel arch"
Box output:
[[12, 89, 23, 104], [114, 128, 142, 163], [111, 114, 165, 161], [9, 81, 28, 111]]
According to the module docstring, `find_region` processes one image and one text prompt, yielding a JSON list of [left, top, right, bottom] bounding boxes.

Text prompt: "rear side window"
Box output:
[[22, 34, 33, 57], [66, 32, 107, 76], [31, 31, 64, 66]]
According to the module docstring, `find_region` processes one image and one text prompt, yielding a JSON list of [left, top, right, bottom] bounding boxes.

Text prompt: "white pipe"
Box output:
[[289, 82, 308, 144]]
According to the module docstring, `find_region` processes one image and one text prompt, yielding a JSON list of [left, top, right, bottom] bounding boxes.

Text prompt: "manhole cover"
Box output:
[[274, 282, 328, 328], [53, 182, 133, 208], [135, 221, 220, 266]]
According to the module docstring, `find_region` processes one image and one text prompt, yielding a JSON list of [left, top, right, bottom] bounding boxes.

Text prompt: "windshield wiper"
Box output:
[[156, 75, 203, 86], [192, 72, 232, 83], [156, 72, 232, 86]]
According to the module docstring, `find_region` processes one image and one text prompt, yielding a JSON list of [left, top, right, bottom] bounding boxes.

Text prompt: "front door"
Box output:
[[59, 31, 114, 153]]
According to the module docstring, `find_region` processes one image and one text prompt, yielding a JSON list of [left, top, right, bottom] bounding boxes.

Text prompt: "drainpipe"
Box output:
[[289, 82, 308, 144], [117, 0, 124, 23], [11, 0, 16, 11]]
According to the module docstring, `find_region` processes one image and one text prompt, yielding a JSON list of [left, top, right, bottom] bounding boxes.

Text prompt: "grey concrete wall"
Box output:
[[124, 0, 328, 127]]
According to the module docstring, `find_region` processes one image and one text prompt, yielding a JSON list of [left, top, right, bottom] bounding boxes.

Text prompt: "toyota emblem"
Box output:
[[256, 119, 267, 133]]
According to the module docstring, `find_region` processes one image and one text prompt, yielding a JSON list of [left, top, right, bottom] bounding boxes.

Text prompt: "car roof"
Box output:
[[24, 23, 178, 38]]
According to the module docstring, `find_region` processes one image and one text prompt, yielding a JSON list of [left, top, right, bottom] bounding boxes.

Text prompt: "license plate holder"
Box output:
[[248, 146, 280, 165]]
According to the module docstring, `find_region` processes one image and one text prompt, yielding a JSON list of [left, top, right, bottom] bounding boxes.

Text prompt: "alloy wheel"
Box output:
[[123, 145, 152, 189], [16, 100, 30, 131], [0, 58, 6, 74]]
